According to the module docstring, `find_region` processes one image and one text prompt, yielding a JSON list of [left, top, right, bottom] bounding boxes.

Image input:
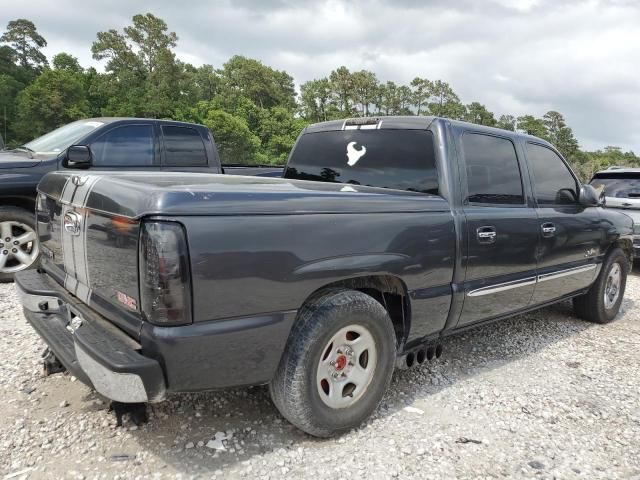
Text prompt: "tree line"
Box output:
[[1, 14, 637, 179]]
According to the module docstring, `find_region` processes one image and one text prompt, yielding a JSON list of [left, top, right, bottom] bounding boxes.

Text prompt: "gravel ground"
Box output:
[[1, 272, 639, 480]]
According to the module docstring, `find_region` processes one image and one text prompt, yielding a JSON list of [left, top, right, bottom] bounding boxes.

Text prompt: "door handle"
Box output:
[[541, 223, 556, 237], [477, 226, 497, 244]]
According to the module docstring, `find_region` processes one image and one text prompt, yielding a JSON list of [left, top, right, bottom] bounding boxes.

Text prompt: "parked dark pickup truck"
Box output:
[[0, 118, 281, 281], [16, 116, 633, 437]]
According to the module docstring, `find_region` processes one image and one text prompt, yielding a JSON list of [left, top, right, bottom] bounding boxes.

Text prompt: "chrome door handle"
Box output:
[[477, 226, 497, 244], [541, 223, 556, 237]]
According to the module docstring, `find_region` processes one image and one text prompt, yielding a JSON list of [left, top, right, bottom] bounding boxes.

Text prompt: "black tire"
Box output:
[[0, 206, 39, 283], [269, 288, 397, 437], [573, 248, 629, 324]]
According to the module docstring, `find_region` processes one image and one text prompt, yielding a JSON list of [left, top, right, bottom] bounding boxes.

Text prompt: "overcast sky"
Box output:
[[4, 0, 640, 151]]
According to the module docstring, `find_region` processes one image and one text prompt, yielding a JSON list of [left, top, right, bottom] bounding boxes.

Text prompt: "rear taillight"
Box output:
[[139, 221, 192, 326]]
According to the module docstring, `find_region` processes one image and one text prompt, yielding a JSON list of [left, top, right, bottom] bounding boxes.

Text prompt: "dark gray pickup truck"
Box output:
[[16, 116, 634, 437]]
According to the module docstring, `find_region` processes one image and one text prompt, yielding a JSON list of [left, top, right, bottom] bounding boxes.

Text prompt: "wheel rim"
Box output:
[[316, 324, 377, 409], [0, 221, 39, 274], [604, 262, 622, 310]]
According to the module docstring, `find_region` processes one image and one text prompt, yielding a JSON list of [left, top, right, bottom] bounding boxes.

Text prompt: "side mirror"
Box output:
[[579, 184, 600, 207], [67, 145, 91, 168]]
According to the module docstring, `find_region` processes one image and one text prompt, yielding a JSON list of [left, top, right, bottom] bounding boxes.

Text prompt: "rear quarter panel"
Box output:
[[183, 207, 455, 342]]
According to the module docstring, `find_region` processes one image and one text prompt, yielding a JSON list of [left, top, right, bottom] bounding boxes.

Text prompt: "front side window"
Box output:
[[162, 126, 207, 166], [462, 133, 524, 205], [91, 125, 154, 167], [527, 143, 578, 205], [284, 129, 439, 195]]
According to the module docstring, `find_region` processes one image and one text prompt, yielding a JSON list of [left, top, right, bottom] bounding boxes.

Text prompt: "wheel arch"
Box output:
[[298, 274, 411, 349], [607, 237, 634, 265], [0, 196, 37, 213]]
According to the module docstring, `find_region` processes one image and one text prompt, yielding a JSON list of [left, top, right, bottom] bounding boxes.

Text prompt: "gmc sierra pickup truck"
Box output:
[[16, 116, 634, 437], [0, 118, 281, 281]]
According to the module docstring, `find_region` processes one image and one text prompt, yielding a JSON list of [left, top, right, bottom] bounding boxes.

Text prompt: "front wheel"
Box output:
[[269, 289, 396, 437], [0, 207, 39, 283], [573, 248, 629, 324]]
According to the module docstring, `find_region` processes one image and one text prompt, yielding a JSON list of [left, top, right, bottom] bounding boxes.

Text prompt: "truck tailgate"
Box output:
[[37, 173, 142, 337]]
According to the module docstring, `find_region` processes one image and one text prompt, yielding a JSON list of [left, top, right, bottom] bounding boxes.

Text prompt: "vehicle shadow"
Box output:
[[116, 293, 635, 476]]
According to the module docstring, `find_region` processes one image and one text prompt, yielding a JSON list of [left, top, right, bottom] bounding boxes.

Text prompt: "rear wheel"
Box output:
[[0, 206, 39, 283], [573, 248, 629, 324], [269, 289, 396, 437]]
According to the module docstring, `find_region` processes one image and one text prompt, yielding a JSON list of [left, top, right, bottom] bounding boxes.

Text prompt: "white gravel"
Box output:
[[1, 271, 639, 479]]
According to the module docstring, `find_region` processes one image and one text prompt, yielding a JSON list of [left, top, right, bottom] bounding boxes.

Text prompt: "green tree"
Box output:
[[91, 13, 182, 118], [516, 115, 547, 138], [351, 70, 378, 116], [496, 114, 516, 131], [52, 53, 83, 73], [410, 77, 432, 115], [543, 110, 579, 158], [300, 78, 332, 121], [202, 107, 262, 164], [329, 66, 353, 114], [464, 102, 496, 126], [0, 19, 48, 70], [14, 68, 89, 141], [428, 80, 464, 119], [219, 55, 296, 111]]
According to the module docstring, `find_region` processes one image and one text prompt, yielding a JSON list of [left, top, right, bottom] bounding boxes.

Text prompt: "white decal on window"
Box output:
[[346, 142, 367, 166]]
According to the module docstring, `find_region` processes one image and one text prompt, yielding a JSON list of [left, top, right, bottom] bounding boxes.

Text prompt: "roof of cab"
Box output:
[[303, 115, 552, 147]]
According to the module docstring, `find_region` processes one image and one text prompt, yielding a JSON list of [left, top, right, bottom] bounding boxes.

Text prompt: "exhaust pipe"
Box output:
[[416, 349, 426, 365], [426, 347, 435, 361], [406, 352, 415, 368], [435, 344, 443, 359]]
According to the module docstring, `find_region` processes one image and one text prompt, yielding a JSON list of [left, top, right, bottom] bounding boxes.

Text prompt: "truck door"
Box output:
[[456, 131, 539, 326], [524, 142, 601, 303]]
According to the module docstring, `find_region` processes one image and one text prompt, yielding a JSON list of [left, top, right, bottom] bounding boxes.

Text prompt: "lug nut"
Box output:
[[329, 361, 335, 366], [4, 237, 10, 242], [13, 241, 19, 245], [12, 248, 18, 253], [2, 250, 7, 255]]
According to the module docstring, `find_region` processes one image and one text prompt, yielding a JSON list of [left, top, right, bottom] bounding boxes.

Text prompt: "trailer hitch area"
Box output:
[[41, 348, 66, 376]]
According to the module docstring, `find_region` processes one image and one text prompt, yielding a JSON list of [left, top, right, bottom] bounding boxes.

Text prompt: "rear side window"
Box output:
[[91, 125, 154, 167], [526, 143, 578, 205], [590, 173, 640, 199], [284, 130, 439, 195], [162, 126, 207, 166], [462, 133, 524, 205]]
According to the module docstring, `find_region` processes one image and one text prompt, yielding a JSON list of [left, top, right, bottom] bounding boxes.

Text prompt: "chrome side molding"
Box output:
[[468, 277, 537, 297], [468, 264, 597, 297], [536, 264, 597, 283]]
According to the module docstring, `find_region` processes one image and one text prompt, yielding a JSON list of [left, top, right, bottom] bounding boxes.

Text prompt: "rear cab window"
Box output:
[[162, 125, 208, 166], [284, 129, 439, 195], [461, 133, 524, 206]]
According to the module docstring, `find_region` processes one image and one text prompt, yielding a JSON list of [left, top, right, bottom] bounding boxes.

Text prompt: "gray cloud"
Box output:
[[3, 0, 640, 151]]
